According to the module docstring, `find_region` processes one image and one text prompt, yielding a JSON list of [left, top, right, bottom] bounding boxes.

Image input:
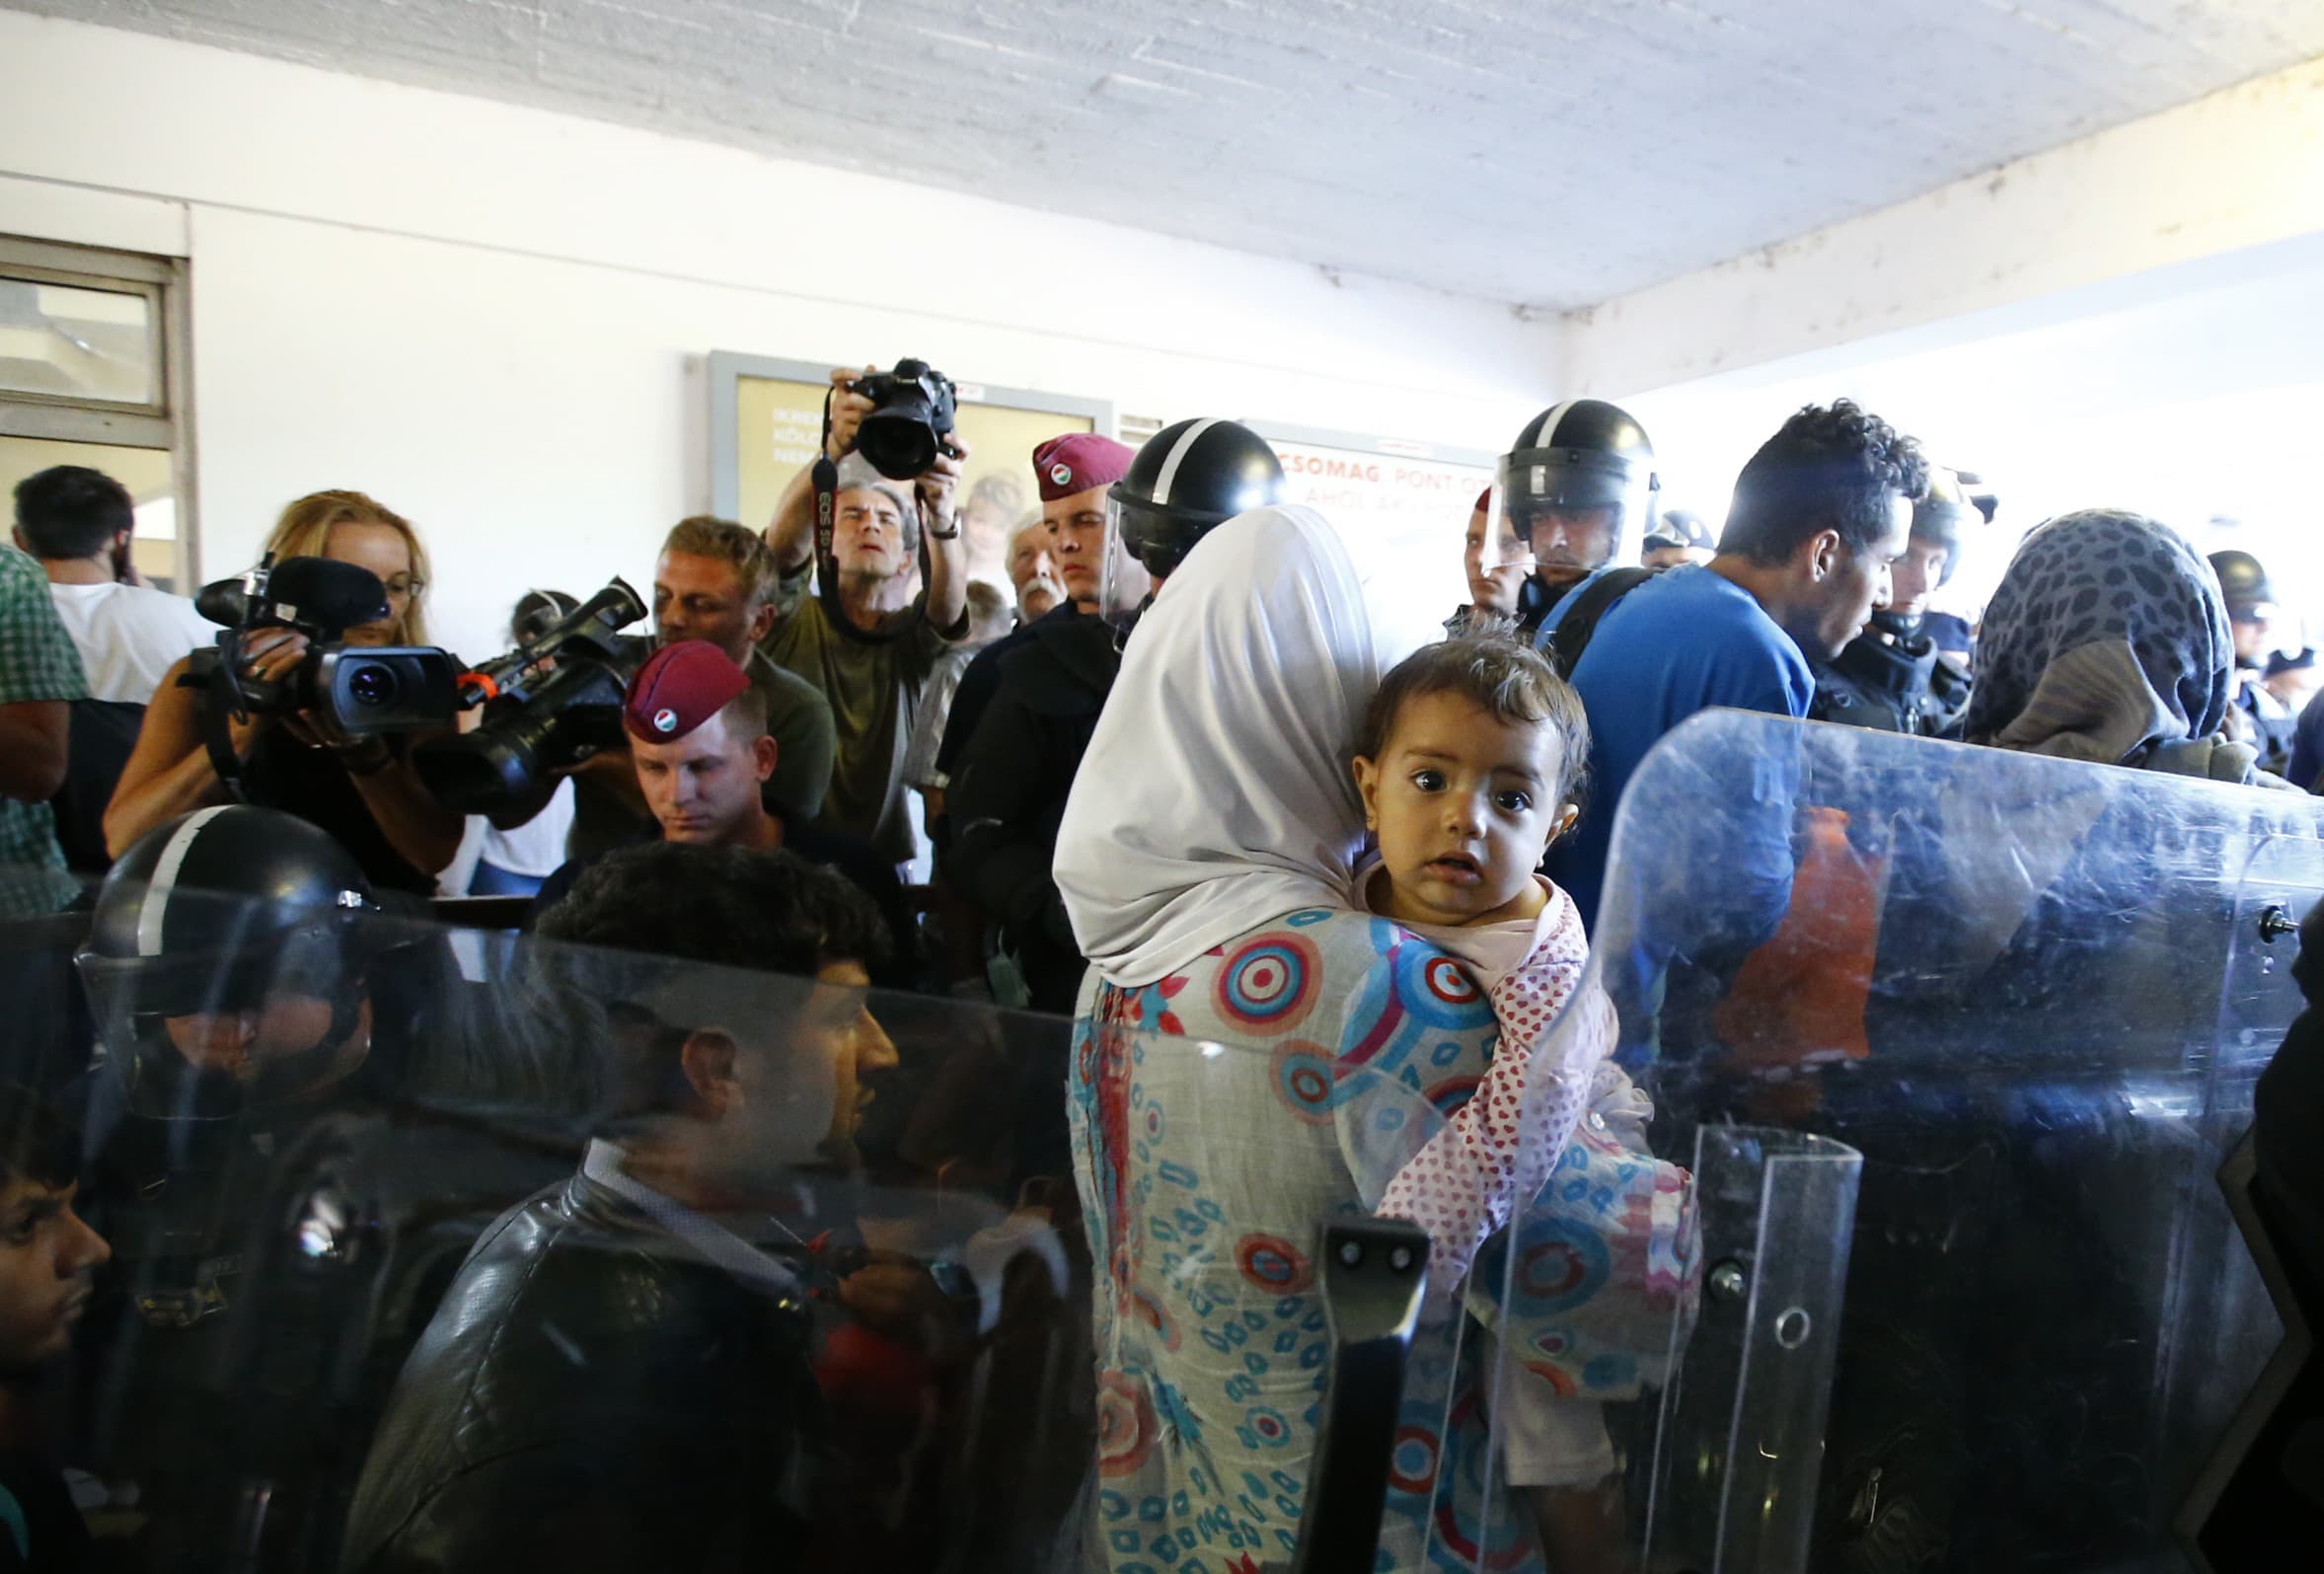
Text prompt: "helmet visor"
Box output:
[[76, 884, 372, 1120], [1098, 491, 1158, 632], [1488, 449, 1657, 588], [1462, 490, 1535, 600]]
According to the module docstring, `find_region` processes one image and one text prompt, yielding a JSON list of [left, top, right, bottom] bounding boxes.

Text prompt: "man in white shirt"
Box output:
[[12, 466, 212, 706]]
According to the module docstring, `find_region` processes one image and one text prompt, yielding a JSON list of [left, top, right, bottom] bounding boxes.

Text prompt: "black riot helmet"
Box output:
[[1100, 417, 1286, 627], [1110, 418, 1285, 578], [77, 807, 382, 1119], [2209, 550, 2279, 620], [1868, 465, 1986, 641], [1487, 400, 1660, 589], [1912, 467, 1982, 589]]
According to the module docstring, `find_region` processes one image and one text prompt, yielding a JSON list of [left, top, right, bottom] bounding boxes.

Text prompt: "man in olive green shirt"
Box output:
[[760, 366, 969, 864], [558, 517, 838, 863]]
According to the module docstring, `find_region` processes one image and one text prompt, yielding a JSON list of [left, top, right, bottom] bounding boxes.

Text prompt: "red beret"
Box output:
[[624, 639, 749, 743], [1032, 433, 1136, 502], [1473, 487, 1492, 514]]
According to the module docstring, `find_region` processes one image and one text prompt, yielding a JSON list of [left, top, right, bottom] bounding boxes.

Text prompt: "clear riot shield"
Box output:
[[1481, 710, 2316, 1574], [0, 868, 98, 1096], [34, 879, 1513, 1574], [48, 883, 1109, 1572]]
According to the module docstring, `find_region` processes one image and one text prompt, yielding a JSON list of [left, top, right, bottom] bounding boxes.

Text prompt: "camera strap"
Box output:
[[184, 645, 253, 803], [810, 388, 849, 629]]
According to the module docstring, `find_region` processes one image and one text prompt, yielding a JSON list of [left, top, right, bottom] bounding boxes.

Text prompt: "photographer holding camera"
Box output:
[[103, 490, 463, 893], [760, 362, 972, 866]]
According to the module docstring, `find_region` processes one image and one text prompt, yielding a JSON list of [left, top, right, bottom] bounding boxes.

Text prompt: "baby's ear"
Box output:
[[1350, 755, 1381, 829], [1544, 801, 1582, 846]]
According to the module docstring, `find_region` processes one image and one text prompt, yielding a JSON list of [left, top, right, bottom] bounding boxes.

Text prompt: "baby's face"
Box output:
[[1353, 690, 1572, 928]]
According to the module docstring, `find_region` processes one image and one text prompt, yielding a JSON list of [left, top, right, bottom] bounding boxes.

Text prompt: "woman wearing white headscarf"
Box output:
[[1054, 506, 1540, 1572]]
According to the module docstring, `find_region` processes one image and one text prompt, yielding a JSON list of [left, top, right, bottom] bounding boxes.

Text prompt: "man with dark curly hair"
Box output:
[[341, 841, 899, 1574], [1544, 399, 1930, 928]]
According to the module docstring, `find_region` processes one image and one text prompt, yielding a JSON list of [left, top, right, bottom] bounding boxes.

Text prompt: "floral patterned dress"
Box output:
[[1068, 905, 1541, 1574]]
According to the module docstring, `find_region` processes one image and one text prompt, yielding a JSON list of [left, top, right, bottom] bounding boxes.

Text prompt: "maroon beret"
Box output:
[[1032, 433, 1136, 502], [624, 639, 749, 743], [1473, 486, 1492, 514]]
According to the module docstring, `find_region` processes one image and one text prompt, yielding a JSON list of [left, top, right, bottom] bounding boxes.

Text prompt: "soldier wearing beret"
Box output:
[[532, 642, 913, 986]]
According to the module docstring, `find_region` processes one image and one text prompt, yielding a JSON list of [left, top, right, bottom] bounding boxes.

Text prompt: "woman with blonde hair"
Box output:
[[105, 489, 462, 891]]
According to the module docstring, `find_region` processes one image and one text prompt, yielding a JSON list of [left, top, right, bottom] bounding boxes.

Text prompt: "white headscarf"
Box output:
[[1055, 505, 1388, 988]]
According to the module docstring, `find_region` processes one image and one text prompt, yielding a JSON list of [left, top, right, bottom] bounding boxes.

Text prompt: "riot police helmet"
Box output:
[[1487, 399, 1659, 589], [1867, 466, 1983, 639], [2209, 550, 2278, 620], [1098, 418, 1285, 626], [1108, 418, 1286, 580], [77, 806, 383, 1118], [1911, 468, 1981, 589]]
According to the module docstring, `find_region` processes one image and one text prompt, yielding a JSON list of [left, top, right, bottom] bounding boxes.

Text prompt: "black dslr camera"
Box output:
[[411, 580, 648, 813], [191, 555, 460, 739], [848, 358, 958, 480]]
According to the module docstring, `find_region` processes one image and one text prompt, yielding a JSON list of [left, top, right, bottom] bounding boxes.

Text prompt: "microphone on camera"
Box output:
[[195, 556, 390, 637], [262, 557, 391, 635]]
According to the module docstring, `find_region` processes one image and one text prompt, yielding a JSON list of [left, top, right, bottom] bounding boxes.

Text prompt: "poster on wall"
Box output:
[[1253, 421, 1495, 642], [709, 351, 1112, 586]]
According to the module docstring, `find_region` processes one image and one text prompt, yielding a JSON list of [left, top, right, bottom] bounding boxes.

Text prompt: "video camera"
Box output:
[[411, 580, 646, 813], [849, 358, 958, 481], [192, 555, 460, 739], [191, 558, 649, 813]]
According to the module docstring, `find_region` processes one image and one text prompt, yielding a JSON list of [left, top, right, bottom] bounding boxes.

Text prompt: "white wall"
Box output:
[[0, 12, 1557, 658], [1565, 51, 2324, 400]]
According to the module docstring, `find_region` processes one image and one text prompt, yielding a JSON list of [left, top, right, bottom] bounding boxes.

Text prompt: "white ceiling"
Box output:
[[14, 0, 2324, 308]]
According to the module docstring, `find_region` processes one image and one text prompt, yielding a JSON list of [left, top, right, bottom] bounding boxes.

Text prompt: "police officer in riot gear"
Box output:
[[69, 806, 423, 1571], [954, 417, 1286, 1013], [78, 807, 388, 1125], [1102, 416, 1287, 614], [1474, 399, 1660, 637], [2211, 549, 2297, 777], [1639, 508, 1716, 569], [1808, 468, 1979, 736]]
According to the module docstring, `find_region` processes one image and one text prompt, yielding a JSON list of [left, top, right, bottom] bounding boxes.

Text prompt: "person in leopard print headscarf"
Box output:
[[1966, 507, 2282, 785]]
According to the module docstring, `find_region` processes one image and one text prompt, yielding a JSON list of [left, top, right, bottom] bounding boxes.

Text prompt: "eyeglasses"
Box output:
[[382, 576, 427, 600]]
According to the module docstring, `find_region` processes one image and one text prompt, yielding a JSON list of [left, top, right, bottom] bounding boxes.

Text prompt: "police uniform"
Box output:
[[1811, 625, 1973, 736]]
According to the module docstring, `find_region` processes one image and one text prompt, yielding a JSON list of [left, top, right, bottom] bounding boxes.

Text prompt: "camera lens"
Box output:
[[347, 663, 399, 709], [858, 410, 937, 482]]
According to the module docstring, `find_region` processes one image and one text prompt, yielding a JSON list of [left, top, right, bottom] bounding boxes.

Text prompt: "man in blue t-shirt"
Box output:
[[1546, 401, 1930, 932]]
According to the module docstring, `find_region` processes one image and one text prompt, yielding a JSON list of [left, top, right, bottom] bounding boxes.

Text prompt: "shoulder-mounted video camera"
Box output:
[[191, 554, 460, 738], [190, 557, 648, 814], [410, 580, 646, 813]]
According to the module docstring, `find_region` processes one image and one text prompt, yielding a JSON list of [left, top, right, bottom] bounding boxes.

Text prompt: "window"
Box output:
[[0, 237, 193, 590]]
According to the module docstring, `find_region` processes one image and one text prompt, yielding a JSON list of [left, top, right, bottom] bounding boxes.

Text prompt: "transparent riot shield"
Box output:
[[47, 878, 1537, 1574], [0, 867, 100, 1095], [52, 883, 1107, 1572], [2172, 806, 2324, 1573], [1481, 710, 2316, 1574]]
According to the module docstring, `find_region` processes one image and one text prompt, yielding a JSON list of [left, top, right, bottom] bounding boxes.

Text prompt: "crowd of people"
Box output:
[[0, 364, 2316, 1570], [9, 373, 2316, 967]]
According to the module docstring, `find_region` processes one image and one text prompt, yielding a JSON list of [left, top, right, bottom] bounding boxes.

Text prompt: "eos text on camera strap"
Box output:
[[811, 387, 842, 624]]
